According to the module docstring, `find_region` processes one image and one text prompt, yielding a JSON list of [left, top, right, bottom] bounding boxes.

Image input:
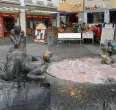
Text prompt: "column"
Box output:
[[15, 16, 20, 26], [78, 12, 87, 23], [104, 10, 110, 23], [83, 12, 87, 23], [56, 13, 60, 27], [60, 16, 66, 24], [52, 19, 57, 27], [20, 9, 26, 35]]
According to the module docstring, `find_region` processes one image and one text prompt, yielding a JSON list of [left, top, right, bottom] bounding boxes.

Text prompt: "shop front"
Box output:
[[110, 0, 116, 23], [26, 14, 56, 36], [58, 0, 84, 25], [85, 0, 111, 24], [87, 11, 104, 24], [0, 13, 18, 37], [110, 10, 116, 23]]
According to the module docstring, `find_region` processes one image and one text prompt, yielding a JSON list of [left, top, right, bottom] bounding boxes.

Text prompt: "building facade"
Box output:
[[57, 0, 116, 25], [82, 0, 116, 24], [0, 0, 58, 37]]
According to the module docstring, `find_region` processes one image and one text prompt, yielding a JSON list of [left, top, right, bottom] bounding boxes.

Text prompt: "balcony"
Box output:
[[0, 0, 20, 4], [46, 1, 55, 8], [0, 0, 57, 11]]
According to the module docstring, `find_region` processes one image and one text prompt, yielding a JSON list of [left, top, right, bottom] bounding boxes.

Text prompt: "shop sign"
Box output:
[[85, 0, 112, 11]]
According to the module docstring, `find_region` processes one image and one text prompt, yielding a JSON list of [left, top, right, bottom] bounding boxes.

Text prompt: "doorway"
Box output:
[[4, 16, 15, 37], [110, 11, 116, 23]]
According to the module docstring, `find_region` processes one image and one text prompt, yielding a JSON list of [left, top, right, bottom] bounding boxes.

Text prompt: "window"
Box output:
[[59, 0, 66, 4], [87, 12, 104, 23]]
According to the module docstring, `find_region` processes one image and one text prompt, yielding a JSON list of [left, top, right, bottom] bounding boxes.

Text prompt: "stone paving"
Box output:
[[1, 38, 115, 110]]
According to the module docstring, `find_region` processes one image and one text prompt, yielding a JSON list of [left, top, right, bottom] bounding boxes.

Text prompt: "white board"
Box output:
[[100, 27, 114, 44], [82, 32, 94, 39]]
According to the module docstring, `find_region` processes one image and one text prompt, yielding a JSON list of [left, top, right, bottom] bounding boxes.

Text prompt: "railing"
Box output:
[[0, 0, 20, 4]]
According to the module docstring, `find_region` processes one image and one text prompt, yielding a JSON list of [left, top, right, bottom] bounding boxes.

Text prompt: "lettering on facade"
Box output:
[[85, 0, 112, 10]]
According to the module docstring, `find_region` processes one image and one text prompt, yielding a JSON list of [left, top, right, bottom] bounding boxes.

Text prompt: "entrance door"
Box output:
[[110, 11, 116, 23]]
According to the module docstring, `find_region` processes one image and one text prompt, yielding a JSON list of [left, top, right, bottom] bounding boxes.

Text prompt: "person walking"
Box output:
[[47, 26, 54, 46]]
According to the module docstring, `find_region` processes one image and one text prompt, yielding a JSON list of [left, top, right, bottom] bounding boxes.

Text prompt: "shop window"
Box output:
[[110, 11, 116, 23], [4, 16, 15, 31], [87, 12, 104, 23]]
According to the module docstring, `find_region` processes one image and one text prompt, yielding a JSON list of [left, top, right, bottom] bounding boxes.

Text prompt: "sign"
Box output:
[[82, 32, 94, 39], [34, 23, 47, 43], [100, 27, 114, 44], [85, 0, 112, 11], [35, 30, 46, 40]]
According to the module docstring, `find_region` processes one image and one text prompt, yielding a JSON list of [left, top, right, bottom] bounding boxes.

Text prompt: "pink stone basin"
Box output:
[[47, 58, 116, 84]]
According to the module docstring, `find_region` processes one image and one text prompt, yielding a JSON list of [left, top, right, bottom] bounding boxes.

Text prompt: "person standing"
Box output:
[[47, 26, 54, 46]]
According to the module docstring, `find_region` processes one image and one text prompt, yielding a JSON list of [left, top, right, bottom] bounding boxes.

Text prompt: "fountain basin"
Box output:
[[47, 58, 116, 84], [47, 58, 116, 110]]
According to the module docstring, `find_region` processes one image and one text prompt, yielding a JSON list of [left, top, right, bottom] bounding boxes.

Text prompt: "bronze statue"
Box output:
[[10, 25, 26, 51], [0, 26, 28, 81], [0, 25, 55, 81]]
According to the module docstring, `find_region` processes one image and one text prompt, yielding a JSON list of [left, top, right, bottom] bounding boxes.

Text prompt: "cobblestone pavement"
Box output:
[[0, 38, 100, 61], [1, 39, 115, 110]]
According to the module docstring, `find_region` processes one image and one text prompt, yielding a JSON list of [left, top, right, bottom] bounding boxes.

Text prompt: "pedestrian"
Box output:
[[81, 22, 86, 32], [47, 26, 54, 46]]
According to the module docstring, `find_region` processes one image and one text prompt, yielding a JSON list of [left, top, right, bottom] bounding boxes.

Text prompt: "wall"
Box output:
[[58, 0, 84, 12], [111, 0, 116, 8]]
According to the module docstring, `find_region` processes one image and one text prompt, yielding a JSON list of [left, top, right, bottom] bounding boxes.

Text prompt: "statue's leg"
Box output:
[[27, 67, 46, 81]]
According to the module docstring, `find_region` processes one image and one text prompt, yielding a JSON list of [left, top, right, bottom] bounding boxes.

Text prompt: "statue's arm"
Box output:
[[10, 35, 17, 45]]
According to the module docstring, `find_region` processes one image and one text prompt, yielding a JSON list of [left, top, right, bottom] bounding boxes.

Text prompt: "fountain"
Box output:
[[0, 26, 51, 110], [47, 57, 116, 110]]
